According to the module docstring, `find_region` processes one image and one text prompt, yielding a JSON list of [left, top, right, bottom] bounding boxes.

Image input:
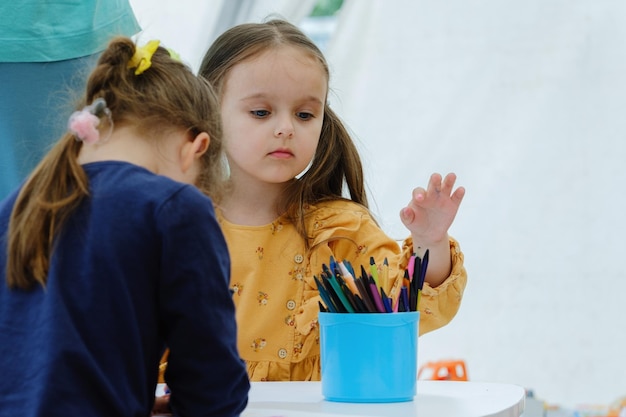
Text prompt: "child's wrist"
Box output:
[[411, 234, 449, 253]]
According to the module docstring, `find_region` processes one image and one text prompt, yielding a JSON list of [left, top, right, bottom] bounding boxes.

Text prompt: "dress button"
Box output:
[[294, 254, 304, 264], [278, 348, 288, 359], [286, 300, 296, 310]]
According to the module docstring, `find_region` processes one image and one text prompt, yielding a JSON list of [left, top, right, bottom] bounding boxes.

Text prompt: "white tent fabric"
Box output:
[[327, 0, 626, 408], [129, 0, 626, 408], [129, 0, 315, 71]]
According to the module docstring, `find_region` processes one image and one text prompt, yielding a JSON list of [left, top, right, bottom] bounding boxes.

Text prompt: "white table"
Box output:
[[242, 381, 525, 417]]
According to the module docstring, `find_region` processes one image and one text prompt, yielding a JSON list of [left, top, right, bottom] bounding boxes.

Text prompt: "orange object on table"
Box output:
[[418, 359, 469, 381]]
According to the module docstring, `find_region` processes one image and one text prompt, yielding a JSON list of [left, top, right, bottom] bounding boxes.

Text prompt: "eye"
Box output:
[[296, 112, 314, 121], [251, 110, 270, 118]]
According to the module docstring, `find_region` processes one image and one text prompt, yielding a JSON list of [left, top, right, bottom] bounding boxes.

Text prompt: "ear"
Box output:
[[180, 132, 210, 173]]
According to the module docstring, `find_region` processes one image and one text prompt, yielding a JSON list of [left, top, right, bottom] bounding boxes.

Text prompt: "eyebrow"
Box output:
[[240, 93, 325, 106]]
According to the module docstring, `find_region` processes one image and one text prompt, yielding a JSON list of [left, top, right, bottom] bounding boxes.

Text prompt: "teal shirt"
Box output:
[[0, 0, 140, 62]]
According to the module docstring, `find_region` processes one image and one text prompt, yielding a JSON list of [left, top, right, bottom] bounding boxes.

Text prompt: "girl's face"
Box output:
[[220, 45, 327, 188]]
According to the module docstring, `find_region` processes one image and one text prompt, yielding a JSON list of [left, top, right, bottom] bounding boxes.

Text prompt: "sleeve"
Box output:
[[157, 187, 249, 417], [296, 202, 403, 334], [400, 236, 467, 335], [296, 202, 467, 337]]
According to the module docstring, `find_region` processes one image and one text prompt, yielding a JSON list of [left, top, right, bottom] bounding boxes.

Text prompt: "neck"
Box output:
[[77, 126, 156, 172], [218, 178, 291, 226]]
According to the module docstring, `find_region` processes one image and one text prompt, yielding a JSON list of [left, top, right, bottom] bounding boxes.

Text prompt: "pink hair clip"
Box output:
[[67, 98, 113, 144]]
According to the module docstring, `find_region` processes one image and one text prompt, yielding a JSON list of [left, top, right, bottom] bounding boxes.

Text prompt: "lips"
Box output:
[[269, 148, 294, 158]]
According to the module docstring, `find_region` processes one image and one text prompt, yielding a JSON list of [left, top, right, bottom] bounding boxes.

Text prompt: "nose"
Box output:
[[274, 116, 294, 138]]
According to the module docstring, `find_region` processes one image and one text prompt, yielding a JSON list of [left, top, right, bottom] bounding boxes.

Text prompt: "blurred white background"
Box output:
[[129, 0, 626, 409]]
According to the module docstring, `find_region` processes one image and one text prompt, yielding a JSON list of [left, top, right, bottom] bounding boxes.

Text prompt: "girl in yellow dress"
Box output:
[[159, 19, 467, 386]]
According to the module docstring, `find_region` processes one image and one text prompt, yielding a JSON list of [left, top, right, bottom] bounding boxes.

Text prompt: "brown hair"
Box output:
[[199, 19, 368, 245], [6, 36, 225, 289]]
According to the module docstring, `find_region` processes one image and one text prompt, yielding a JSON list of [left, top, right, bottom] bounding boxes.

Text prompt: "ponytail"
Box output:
[[7, 135, 88, 289]]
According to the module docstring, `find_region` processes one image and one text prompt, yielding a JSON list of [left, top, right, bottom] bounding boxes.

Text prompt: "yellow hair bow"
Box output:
[[128, 40, 160, 75]]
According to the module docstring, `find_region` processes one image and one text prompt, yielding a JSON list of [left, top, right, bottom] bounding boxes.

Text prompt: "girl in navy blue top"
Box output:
[[0, 37, 249, 417]]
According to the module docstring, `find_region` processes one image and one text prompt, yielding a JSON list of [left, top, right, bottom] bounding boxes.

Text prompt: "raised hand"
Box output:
[[399, 173, 465, 286], [400, 172, 465, 244]]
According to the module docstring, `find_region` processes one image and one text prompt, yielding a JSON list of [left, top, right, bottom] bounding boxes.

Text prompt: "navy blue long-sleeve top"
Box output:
[[0, 161, 249, 417]]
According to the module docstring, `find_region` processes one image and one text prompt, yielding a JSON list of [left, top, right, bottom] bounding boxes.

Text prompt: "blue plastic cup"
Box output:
[[319, 311, 420, 403]]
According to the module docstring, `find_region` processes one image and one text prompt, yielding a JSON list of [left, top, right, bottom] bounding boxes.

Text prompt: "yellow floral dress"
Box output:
[[218, 200, 466, 382]]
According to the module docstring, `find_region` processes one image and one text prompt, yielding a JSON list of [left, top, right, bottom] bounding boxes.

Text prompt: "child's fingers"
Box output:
[[152, 394, 171, 415], [441, 173, 458, 195], [428, 172, 443, 193], [411, 187, 427, 205], [451, 185, 466, 205], [399, 206, 415, 225], [407, 172, 463, 212]]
